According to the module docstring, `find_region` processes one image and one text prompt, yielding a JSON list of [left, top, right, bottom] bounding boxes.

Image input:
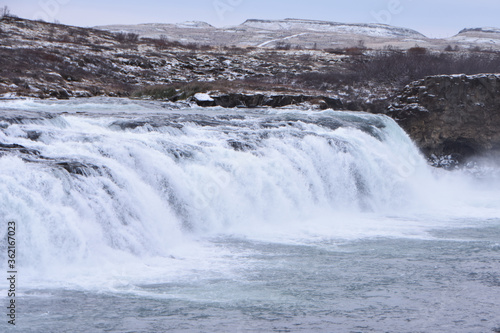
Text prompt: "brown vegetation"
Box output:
[[2, 16, 500, 106]]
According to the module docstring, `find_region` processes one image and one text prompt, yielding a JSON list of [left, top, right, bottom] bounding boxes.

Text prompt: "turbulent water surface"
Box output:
[[0, 98, 499, 332]]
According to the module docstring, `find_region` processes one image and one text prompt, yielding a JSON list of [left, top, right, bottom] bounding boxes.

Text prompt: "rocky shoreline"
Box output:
[[188, 92, 343, 109], [389, 74, 500, 164], [3, 73, 499, 168], [181, 74, 500, 164]]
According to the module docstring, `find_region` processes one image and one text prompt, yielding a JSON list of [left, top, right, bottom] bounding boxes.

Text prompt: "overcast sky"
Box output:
[[3, 0, 499, 38]]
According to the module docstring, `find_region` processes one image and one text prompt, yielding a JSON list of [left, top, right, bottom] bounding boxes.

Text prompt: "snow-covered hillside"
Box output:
[[97, 18, 500, 51], [459, 27, 500, 34], [99, 18, 432, 49], [240, 19, 425, 38], [451, 27, 500, 46], [175, 21, 214, 29]]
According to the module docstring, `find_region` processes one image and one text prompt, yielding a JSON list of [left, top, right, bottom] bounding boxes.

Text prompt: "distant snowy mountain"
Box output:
[[458, 27, 500, 34], [240, 19, 425, 38], [175, 21, 214, 29], [96, 19, 500, 50], [451, 27, 500, 46]]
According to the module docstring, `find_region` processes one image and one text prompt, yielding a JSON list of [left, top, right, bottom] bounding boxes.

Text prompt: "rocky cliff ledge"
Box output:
[[389, 74, 500, 162], [190, 93, 343, 109]]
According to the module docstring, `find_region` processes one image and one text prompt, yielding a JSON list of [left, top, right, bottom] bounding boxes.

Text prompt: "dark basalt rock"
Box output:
[[192, 93, 343, 109], [110, 119, 183, 130], [0, 141, 100, 176], [388, 74, 500, 161], [48, 89, 71, 99], [55, 161, 100, 176], [227, 140, 254, 151], [26, 131, 42, 141], [0, 111, 56, 125], [0, 142, 42, 156], [166, 148, 194, 160]]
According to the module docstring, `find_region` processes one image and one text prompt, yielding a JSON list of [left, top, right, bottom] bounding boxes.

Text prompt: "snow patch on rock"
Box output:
[[193, 93, 214, 102]]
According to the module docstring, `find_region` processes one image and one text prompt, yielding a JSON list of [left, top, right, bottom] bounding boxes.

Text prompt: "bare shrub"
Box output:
[[324, 48, 345, 55], [356, 50, 500, 86], [262, 49, 500, 93], [132, 85, 178, 100], [58, 34, 72, 43], [198, 44, 213, 51], [408, 46, 427, 55], [133, 81, 233, 100], [185, 42, 199, 50], [127, 32, 139, 43], [275, 41, 291, 50], [324, 47, 365, 55], [115, 32, 139, 44], [344, 47, 364, 56], [1, 6, 10, 18], [147, 36, 191, 50], [152, 35, 169, 50], [223, 45, 246, 54], [298, 54, 312, 62]]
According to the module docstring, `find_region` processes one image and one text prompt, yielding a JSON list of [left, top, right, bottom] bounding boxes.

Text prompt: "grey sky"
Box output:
[[3, 0, 499, 37]]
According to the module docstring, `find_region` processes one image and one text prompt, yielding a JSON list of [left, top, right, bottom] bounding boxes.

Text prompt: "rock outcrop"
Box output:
[[189, 93, 343, 109], [389, 74, 500, 161]]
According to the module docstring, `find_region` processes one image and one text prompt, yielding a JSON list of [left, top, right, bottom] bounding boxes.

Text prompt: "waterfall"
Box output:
[[1, 100, 498, 287]]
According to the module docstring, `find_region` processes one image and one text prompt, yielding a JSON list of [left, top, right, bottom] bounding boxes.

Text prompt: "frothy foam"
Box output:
[[0, 100, 499, 289]]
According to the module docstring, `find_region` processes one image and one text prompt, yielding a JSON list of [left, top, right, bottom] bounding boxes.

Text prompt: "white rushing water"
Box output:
[[0, 98, 499, 332]]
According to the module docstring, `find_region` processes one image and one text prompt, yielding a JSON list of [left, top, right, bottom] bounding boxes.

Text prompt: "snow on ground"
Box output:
[[175, 21, 215, 29], [459, 27, 500, 34], [96, 18, 500, 50], [241, 19, 425, 38], [257, 33, 309, 47], [450, 36, 500, 45], [193, 93, 214, 102]]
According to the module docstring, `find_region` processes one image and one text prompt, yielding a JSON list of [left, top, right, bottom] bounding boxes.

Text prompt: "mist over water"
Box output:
[[0, 99, 499, 332]]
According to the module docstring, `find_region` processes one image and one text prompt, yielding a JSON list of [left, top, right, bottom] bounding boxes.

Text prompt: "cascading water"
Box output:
[[1, 99, 499, 333]]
